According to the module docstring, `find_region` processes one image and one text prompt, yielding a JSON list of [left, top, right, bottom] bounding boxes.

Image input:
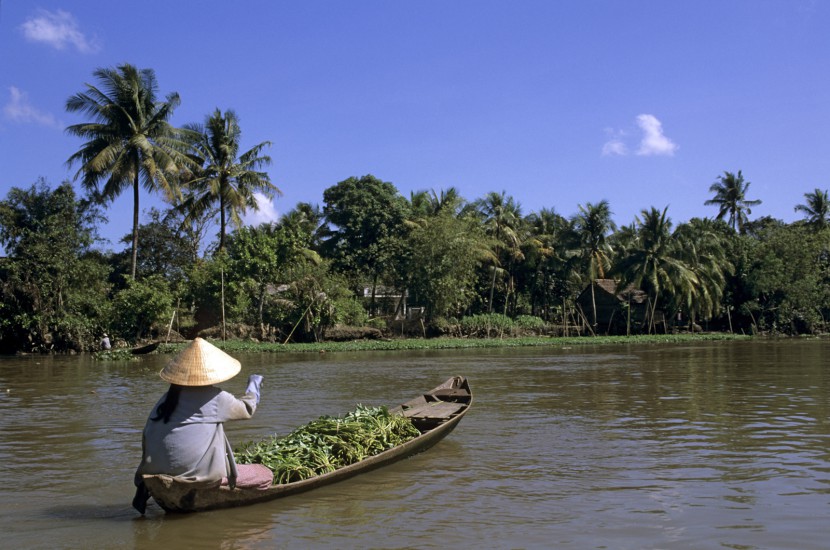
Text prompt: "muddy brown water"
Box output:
[[1, 339, 828, 549]]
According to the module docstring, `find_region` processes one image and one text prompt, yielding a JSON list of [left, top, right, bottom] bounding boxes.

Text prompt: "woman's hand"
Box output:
[[246, 374, 264, 404]]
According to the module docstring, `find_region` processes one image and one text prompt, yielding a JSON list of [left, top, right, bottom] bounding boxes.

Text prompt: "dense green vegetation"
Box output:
[[235, 405, 421, 484], [2, 62, 829, 354]]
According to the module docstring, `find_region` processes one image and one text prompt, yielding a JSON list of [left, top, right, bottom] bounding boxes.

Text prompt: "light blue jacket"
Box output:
[[136, 385, 257, 488]]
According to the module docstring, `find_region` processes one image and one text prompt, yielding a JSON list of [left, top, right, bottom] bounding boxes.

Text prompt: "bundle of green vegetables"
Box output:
[[235, 405, 421, 484]]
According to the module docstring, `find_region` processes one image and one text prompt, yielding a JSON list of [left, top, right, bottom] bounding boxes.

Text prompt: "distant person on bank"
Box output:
[[132, 338, 263, 514], [100, 334, 111, 350]]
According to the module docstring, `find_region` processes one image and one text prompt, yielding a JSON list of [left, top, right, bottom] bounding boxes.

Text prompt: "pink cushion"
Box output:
[[221, 464, 273, 490]]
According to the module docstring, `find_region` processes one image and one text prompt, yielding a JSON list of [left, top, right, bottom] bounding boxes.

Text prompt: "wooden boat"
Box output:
[[131, 341, 160, 355], [142, 376, 472, 513]]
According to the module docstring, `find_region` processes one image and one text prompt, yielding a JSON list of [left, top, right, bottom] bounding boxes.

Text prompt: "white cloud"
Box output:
[[602, 139, 627, 156], [4, 87, 58, 127], [602, 114, 678, 157], [635, 114, 678, 156], [243, 193, 280, 226], [20, 10, 99, 53], [601, 128, 628, 156]]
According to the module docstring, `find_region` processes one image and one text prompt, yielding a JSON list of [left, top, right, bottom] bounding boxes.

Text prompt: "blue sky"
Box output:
[[2, 1, 829, 250]]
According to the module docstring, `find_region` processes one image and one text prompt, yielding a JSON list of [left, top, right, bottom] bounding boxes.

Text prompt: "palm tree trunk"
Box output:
[[219, 201, 227, 252], [576, 305, 596, 336], [563, 297, 568, 336], [131, 175, 140, 280], [370, 272, 379, 317], [649, 294, 659, 334], [258, 286, 266, 340], [221, 267, 226, 341], [488, 265, 497, 313], [590, 281, 598, 333]]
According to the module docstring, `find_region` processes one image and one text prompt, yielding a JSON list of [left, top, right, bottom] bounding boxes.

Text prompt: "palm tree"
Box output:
[[409, 187, 466, 222], [279, 202, 328, 251], [523, 208, 568, 319], [66, 63, 190, 279], [705, 170, 762, 233], [179, 108, 279, 252], [572, 200, 617, 328], [573, 200, 617, 279], [672, 218, 731, 329], [472, 191, 523, 313], [614, 207, 696, 333], [794, 188, 830, 230], [408, 190, 432, 221], [429, 187, 466, 217]]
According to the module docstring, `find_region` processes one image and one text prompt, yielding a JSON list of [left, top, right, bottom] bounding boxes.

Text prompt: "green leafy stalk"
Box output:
[[235, 405, 420, 484]]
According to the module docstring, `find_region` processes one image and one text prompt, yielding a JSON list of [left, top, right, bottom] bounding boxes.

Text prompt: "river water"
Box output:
[[1, 339, 828, 549]]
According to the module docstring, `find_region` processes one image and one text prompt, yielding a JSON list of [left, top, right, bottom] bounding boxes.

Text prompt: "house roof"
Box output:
[[580, 279, 648, 305], [594, 279, 617, 295]]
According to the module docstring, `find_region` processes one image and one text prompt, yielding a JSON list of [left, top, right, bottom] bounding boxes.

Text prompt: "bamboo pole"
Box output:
[[165, 301, 178, 343], [221, 268, 226, 341]]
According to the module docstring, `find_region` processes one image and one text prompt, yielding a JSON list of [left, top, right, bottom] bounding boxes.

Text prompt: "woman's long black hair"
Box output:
[[151, 384, 182, 423]]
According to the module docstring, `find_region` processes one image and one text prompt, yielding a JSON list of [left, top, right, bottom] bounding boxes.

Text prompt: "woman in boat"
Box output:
[[132, 337, 263, 514]]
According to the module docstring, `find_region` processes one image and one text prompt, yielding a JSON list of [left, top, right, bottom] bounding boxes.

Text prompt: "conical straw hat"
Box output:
[[159, 338, 241, 386]]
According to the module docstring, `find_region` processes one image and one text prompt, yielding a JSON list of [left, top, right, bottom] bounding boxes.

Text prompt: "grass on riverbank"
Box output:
[[153, 333, 751, 355]]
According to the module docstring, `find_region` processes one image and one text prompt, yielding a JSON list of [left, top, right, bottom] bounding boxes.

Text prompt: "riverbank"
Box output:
[[149, 332, 753, 356]]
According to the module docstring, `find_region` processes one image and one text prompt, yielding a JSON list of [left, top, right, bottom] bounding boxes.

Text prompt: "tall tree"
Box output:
[[573, 200, 617, 279], [179, 108, 279, 252], [397, 188, 492, 320], [65, 63, 189, 279], [522, 208, 572, 320], [115, 207, 198, 289], [279, 202, 328, 252], [226, 223, 319, 340], [672, 218, 732, 328], [614, 207, 696, 333], [472, 191, 523, 313], [705, 170, 762, 233], [322, 175, 409, 312], [407, 188, 466, 233], [427, 187, 466, 217], [0, 180, 110, 351], [572, 200, 617, 328], [794, 188, 830, 230], [742, 223, 830, 333], [404, 214, 491, 320]]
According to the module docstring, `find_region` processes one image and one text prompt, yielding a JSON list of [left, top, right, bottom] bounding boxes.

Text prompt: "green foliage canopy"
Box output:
[[322, 175, 409, 296], [0, 180, 111, 351]]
